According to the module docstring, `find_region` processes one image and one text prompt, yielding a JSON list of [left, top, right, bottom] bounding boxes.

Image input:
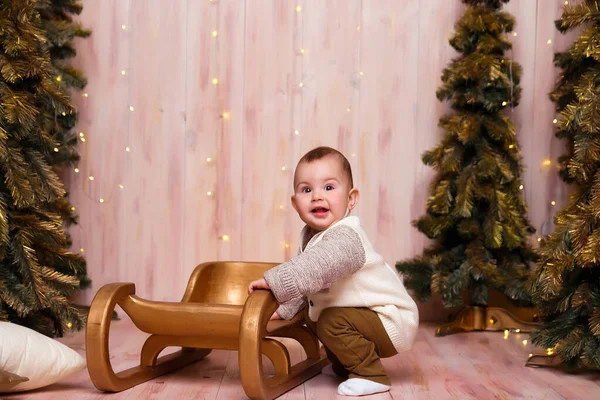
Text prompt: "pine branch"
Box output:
[[556, 3, 600, 32]]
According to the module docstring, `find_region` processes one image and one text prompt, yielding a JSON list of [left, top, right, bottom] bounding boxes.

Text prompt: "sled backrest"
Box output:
[[182, 261, 278, 305]]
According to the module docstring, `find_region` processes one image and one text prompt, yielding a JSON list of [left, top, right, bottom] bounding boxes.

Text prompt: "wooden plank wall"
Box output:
[[68, 0, 574, 317]]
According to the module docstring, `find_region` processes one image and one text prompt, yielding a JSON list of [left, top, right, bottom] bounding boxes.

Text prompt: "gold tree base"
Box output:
[[526, 353, 562, 368], [435, 305, 540, 337]]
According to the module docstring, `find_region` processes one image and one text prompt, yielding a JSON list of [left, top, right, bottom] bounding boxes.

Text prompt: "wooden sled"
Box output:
[[86, 261, 330, 400]]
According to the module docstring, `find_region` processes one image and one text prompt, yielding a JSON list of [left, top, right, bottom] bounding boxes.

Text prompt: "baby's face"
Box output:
[[292, 156, 355, 232]]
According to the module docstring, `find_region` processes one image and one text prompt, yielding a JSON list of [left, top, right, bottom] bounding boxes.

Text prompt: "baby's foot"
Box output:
[[337, 378, 391, 396]]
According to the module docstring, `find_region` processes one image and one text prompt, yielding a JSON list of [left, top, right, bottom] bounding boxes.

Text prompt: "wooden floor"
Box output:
[[5, 317, 600, 400]]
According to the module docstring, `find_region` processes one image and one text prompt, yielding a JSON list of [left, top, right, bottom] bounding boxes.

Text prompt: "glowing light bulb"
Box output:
[[74, 168, 79, 173], [67, 322, 72, 328], [294, 130, 300, 135], [122, 25, 126, 30], [80, 248, 84, 252], [83, 93, 89, 97], [359, 71, 364, 76], [296, 5, 302, 12], [281, 166, 286, 171], [547, 39, 552, 44], [126, 147, 131, 152], [54, 147, 59, 152], [285, 243, 290, 248], [553, 118, 558, 124], [99, 198, 105, 203], [356, 25, 361, 31], [79, 132, 84, 137], [71, 207, 75, 211], [88, 176, 94, 181], [347, 108, 351, 112], [56, 76, 62, 82], [221, 234, 230, 241], [519, 184, 524, 190], [119, 184, 124, 189], [515, 329, 521, 333], [299, 82, 304, 88], [537, 237, 542, 242], [221, 112, 230, 119], [352, 153, 356, 157], [129, 106, 134, 111], [207, 191, 212, 196], [522, 340, 528, 345], [206, 157, 212, 162], [212, 78, 219, 84], [279, 205, 284, 210], [299, 48, 305, 54], [80, 137, 86, 142], [212, 30, 218, 37], [542, 159, 552, 166], [513, 32, 517, 37], [551, 200, 557, 205], [502, 101, 508, 106]]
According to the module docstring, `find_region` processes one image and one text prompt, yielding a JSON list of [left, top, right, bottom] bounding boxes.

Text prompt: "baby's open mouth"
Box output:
[[312, 207, 329, 213]]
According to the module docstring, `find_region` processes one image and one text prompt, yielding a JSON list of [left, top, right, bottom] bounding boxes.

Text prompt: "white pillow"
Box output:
[[0, 322, 85, 393]]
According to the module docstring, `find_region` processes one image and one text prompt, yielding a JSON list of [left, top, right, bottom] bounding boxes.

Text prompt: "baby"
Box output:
[[249, 146, 418, 396]]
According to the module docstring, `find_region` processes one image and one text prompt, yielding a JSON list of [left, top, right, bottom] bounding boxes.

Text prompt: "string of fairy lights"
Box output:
[[65, 8, 134, 253], [209, 0, 228, 242], [501, 327, 555, 357]]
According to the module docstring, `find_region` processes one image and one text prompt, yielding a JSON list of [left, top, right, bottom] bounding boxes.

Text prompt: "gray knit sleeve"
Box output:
[[276, 297, 307, 320], [264, 225, 366, 304]]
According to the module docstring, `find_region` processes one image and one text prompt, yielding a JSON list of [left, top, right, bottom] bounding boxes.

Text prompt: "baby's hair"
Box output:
[[297, 146, 354, 188]]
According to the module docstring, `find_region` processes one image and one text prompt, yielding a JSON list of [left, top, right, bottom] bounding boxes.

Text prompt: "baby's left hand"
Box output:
[[248, 278, 270, 294]]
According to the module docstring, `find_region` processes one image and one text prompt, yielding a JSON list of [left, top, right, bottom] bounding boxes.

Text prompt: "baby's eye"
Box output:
[[302, 187, 311, 193], [325, 185, 334, 191]]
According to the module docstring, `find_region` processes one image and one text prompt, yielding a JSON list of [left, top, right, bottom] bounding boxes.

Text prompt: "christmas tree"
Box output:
[[528, 1, 600, 368], [0, 0, 90, 337], [397, 0, 537, 309]]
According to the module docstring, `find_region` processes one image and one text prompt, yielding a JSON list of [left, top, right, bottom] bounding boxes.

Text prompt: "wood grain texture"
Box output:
[[68, 1, 573, 318]]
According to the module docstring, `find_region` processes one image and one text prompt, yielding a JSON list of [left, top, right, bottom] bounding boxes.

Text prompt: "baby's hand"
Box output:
[[248, 278, 270, 294], [270, 311, 282, 320]]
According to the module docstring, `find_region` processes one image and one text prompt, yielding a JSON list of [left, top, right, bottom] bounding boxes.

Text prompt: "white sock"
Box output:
[[337, 378, 391, 396], [321, 364, 337, 376]]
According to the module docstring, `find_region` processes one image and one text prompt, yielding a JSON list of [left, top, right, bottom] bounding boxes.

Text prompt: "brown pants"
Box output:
[[305, 307, 398, 385]]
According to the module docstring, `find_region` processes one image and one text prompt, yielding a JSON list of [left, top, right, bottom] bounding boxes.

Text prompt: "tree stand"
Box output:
[[526, 353, 562, 368], [435, 305, 540, 336]]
